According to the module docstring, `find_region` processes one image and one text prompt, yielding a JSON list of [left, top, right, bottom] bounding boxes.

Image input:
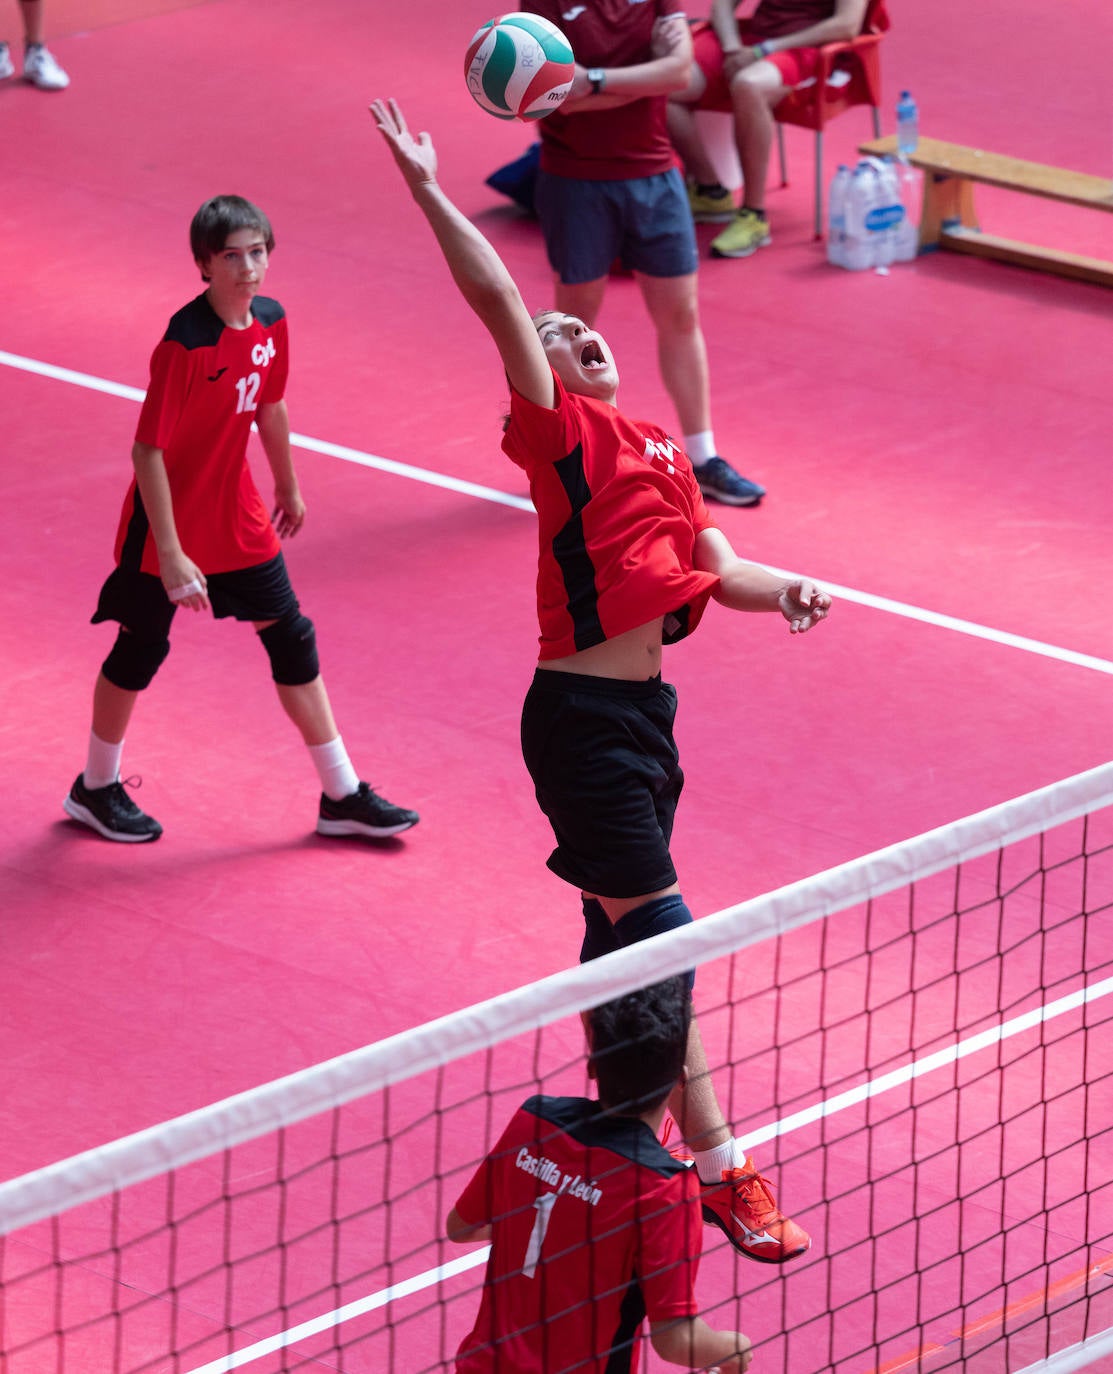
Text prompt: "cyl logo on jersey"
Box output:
[[251, 337, 276, 368]]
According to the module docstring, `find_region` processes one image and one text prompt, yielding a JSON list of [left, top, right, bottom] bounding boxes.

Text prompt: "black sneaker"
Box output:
[[694, 456, 766, 507], [317, 782, 419, 839], [63, 774, 163, 843]]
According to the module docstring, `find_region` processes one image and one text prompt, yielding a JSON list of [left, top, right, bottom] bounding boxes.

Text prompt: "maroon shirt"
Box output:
[[749, 0, 837, 40], [521, 0, 687, 180]]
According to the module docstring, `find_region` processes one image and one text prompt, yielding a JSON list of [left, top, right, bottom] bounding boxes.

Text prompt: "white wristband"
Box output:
[[168, 578, 203, 603]]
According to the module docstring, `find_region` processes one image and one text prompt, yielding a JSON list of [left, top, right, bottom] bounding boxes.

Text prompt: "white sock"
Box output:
[[308, 737, 360, 801], [683, 430, 717, 465], [84, 732, 123, 791], [692, 1137, 749, 1184]]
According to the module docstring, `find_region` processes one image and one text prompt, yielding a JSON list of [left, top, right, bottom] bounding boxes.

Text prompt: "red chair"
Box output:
[[772, 0, 891, 236]]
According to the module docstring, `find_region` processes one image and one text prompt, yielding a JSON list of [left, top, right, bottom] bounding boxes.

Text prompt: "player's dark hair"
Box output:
[[588, 976, 691, 1117], [190, 195, 275, 279]]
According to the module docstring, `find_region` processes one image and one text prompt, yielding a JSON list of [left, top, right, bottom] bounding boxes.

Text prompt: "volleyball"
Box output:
[[464, 13, 575, 122]]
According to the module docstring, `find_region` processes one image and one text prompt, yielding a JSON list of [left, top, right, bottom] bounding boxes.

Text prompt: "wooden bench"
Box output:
[[859, 134, 1113, 288]]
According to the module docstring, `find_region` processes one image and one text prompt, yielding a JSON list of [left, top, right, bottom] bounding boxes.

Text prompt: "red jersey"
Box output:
[[502, 373, 719, 659], [522, 0, 687, 180], [115, 293, 288, 576], [749, 0, 836, 40], [454, 1096, 702, 1374]]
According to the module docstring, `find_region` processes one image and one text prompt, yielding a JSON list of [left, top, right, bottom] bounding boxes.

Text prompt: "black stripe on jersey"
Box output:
[[552, 444, 605, 652], [251, 296, 285, 327], [119, 485, 151, 573], [605, 1281, 646, 1374], [162, 293, 285, 349], [522, 1096, 689, 1179]]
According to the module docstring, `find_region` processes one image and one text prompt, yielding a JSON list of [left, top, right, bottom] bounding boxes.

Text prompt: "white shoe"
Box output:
[[0, 42, 15, 80], [23, 43, 70, 90]]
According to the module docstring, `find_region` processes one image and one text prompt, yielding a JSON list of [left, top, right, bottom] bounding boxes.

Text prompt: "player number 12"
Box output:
[[235, 372, 261, 413]]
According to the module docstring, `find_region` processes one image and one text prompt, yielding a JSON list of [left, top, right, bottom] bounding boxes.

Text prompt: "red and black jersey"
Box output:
[[522, 0, 687, 179], [114, 292, 288, 576], [502, 373, 719, 660], [454, 1096, 702, 1374]]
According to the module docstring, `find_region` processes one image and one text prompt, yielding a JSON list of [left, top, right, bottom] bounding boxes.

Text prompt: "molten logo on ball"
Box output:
[[465, 12, 574, 122]]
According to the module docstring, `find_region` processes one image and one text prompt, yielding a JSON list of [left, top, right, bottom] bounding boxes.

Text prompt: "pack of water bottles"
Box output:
[[827, 156, 918, 270], [827, 90, 921, 271]]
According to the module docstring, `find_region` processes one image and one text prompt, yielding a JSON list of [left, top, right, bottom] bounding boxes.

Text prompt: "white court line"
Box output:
[[183, 972, 1113, 1374], [3, 347, 1111, 676]]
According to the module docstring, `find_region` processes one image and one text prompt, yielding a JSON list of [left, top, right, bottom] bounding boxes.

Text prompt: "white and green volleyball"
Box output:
[[464, 12, 574, 122]]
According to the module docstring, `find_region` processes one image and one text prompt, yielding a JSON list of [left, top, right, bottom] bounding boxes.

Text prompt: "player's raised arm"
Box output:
[[370, 98, 555, 410]]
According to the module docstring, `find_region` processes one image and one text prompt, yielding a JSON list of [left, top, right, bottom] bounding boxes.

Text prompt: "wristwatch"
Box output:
[[753, 41, 770, 58], [587, 67, 606, 95]]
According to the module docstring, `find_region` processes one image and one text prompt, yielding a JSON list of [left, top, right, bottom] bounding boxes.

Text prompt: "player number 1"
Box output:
[[522, 1192, 558, 1279], [235, 373, 261, 413]]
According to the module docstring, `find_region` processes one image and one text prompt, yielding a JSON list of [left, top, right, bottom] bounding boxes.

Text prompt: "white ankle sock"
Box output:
[[683, 430, 718, 465], [309, 737, 360, 802], [84, 732, 123, 790], [692, 1137, 748, 1184]]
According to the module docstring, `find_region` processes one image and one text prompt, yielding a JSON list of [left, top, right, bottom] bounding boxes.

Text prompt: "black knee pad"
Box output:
[[614, 894, 696, 991], [258, 610, 319, 686], [102, 628, 170, 691]]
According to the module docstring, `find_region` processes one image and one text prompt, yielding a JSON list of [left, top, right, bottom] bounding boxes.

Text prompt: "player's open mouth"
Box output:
[[579, 340, 607, 370]]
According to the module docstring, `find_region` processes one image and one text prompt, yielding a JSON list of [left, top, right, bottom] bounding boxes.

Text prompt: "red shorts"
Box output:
[[691, 19, 819, 108]]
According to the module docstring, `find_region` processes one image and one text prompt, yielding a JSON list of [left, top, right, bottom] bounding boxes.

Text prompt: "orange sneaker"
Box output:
[[700, 1158, 810, 1263]]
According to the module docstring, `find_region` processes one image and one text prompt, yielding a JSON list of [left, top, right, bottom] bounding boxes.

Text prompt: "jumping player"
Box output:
[[448, 977, 752, 1372], [63, 194, 418, 844], [372, 100, 828, 1263]]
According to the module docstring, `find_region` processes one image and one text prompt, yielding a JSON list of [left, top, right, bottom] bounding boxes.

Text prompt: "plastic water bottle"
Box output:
[[826, 164, 852, 267], [891, 156, 920, 262], [896, 90, 919, 158], [843, 165, 878, 271]]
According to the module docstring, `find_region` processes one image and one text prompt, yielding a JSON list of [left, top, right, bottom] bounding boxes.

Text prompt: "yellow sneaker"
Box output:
[[688, 181, 736, 223], [710, 208, 772, 259]]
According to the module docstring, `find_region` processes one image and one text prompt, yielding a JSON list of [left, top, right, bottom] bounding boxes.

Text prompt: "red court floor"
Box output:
[[1, 0, 1110, 1244]]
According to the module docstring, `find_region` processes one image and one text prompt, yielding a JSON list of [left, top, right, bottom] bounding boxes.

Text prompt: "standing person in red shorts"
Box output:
[[373, 97, 829, 1265], [448, 977, 752, 1373], [63, 194, 418, 845], [667, 0, 869, 258], [517, 0, 765, 508]]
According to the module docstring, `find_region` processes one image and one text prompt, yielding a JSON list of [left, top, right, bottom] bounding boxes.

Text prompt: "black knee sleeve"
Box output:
[[580, 896, 620, 964], [613, 894, 696, 991], [102, 628, 170, 691], [258, 610, 319, 686]]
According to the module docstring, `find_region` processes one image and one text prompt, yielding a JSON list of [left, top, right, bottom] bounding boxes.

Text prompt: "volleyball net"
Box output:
[[2, 762, 1112, 1374]]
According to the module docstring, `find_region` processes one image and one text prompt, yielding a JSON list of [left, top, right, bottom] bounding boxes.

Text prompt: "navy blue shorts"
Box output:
[[534, 166, 698, 284], [91, 552, 300, 638], [520, 668, 683, 899]]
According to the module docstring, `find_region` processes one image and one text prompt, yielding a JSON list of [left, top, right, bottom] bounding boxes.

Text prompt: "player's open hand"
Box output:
[[778, 579, 831, 634], [272, 484, 306, 539], [371, 98, 438, 190], [161, 551, 209, 614]]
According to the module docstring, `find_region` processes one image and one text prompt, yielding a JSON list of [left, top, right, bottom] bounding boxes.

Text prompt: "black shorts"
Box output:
[[91, 552, 300, 637], [520, 668, 683, 899]]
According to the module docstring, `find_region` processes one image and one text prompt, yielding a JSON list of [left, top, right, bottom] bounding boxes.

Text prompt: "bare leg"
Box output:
[[18, 0, 44, 44], [91, 671, 139, 743], [730, 69, 786, 211], [274, 676, 340, 747], [666, 101, 720, 187], [553, 275, 609, 329], [634, 270, 711, 436]]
